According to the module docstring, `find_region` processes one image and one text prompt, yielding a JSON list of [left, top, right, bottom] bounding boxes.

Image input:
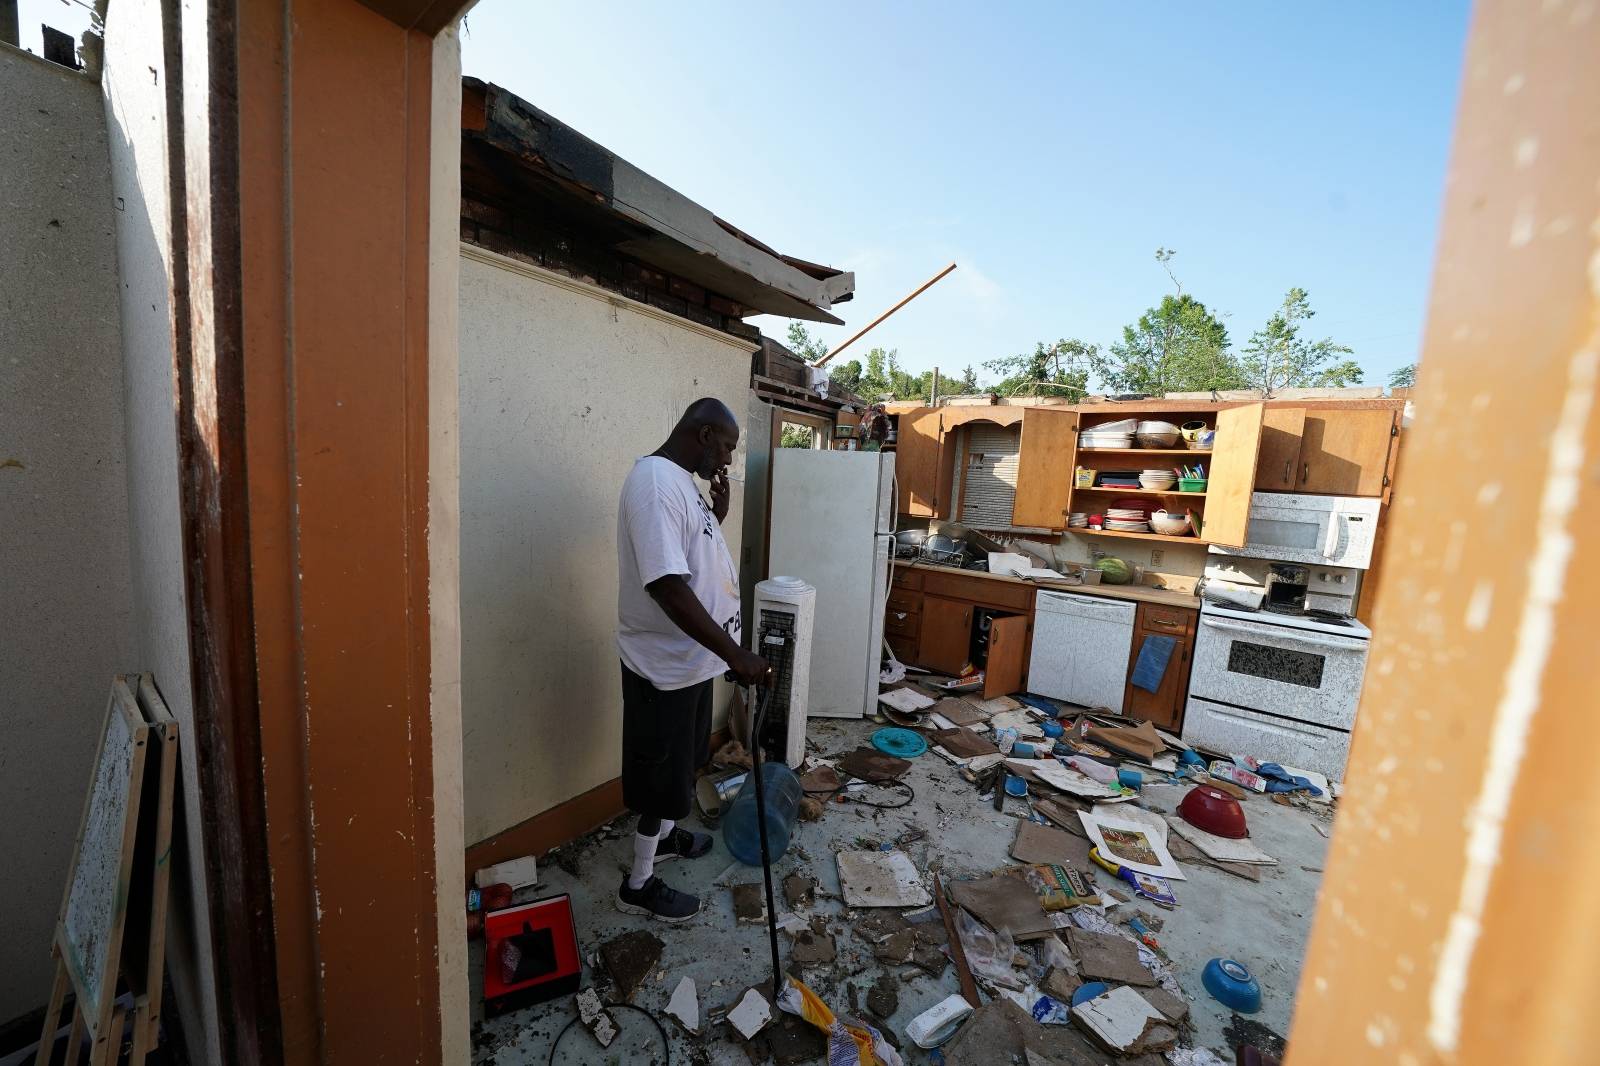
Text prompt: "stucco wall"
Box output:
[[0, 46, 136, 1023], [98, 2, 219, 1058], [459, 248, 753, 845]]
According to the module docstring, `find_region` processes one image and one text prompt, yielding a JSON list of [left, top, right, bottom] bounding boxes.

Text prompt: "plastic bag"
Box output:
[[954, 906, 1024, 989], [776, 977, 903, 1066]]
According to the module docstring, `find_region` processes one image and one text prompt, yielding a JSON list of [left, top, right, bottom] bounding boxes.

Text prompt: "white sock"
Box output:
[[627, 832, 656, 890], [657, 819, 676, 841]]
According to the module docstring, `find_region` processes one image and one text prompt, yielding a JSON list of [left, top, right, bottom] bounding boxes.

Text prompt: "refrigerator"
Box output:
[[766, 450, 895, 719]]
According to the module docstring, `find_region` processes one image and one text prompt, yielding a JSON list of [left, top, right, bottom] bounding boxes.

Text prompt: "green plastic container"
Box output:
[[1179, 478, 1208, 492]]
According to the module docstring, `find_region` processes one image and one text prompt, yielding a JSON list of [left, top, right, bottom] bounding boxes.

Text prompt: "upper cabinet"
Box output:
[[1011, 408, 1078, 530], [1253, 406, 1400, 499], [1063, 403, 1263, 548], [897, 410, 948, 517]]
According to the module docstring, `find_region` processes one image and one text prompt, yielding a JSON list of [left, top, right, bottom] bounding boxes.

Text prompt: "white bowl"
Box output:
[[1150, 511, 1192, 535]]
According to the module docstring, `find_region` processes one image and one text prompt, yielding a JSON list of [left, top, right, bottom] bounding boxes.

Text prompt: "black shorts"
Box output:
[[620, 662, 713, 820]]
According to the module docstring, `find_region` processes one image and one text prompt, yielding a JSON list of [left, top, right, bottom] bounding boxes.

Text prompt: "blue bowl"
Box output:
[[1202, 958, 1261, 1013], [1041, 721, 1065, 739], [1071, 981, 1109, 1007], [1004, 775, 1029, 798]]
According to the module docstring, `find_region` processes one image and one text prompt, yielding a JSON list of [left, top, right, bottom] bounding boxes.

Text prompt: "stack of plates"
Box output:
[[1097, 469, 1142, 488], [1104, 505, 1149, 532], [1081, 432, 1134, 449], [1139, 469, 1178, 490], [1067, 513, 1089, 528]]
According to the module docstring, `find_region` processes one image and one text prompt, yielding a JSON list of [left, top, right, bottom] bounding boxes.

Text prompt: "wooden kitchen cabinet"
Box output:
[[894, 406, 1077, 531], [1122, 603, 1197, 731], [1253, 405, 1400, 499], [984, 615, 1029, 700], [1011, 407, 1078, 529], [918, 595, 974, 676]]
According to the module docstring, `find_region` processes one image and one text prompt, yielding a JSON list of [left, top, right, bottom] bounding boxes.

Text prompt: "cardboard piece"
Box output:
[[1065, 928, 1157, 986], [1166, 816, 1278, 865], [1011, 821, 1094, 869], [728, 988, 772, 1039], [934, 727, 999, 759], [836, 850, 931, 908], [1070, 986, 1175, 1054], [837, 747, 911, 782], [948, 873, 1056, 941], [935, 697, 990, 727], [1078, 810, 1186, 880], [879, 687, 936, 713], [1086, 719, 1166, 763], [943, 997, 1113, 1066], [1166, 832, 1264, 881]]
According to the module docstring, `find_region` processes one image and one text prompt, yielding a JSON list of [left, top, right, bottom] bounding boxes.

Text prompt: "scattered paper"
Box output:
[[836, 850, 931, 908], [665, 977, 700, 1034], [1070, 985, 1172, 1053], [879, 687, 936, 713], [991, 710, 1046, 739], [1166, 816, 1278, 865], [987, 552, 1030, 576], [1007, 759, 1121, 799], [1090, 801, 1170, 843], [1078, 810, 1187, 880]]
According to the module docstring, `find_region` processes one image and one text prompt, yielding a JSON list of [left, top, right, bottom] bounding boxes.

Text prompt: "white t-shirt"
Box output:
[[616, 456, 742, 690]]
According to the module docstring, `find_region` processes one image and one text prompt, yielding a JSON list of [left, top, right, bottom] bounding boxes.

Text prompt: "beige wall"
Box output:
[[0, 44, 136, 1025], [458, 247, 752, 845]]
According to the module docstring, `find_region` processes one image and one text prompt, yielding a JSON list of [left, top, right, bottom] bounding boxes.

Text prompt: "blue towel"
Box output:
[[1130, 634, 1178, 692], [1255, 761, 1324, 796]]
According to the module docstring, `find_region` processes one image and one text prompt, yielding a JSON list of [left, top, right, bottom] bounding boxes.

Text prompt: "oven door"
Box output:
[[1211, 493, 1381, 569], [1189, 614, 1369, 729]]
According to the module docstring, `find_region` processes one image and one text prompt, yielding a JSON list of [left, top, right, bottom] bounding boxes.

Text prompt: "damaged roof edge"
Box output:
[[463, 77, 855, 323]]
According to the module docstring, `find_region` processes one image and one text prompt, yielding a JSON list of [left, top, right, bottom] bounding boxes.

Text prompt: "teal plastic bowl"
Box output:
[[1202, 958, 1261, 1013]]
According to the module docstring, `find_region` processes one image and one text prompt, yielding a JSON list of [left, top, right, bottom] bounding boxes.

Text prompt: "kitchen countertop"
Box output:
[[893, 559, 1201, 610]]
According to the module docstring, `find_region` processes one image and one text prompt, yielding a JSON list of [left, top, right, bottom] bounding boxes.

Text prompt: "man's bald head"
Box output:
[[661, 396, 740, 480], [677, 397, 739, 434]]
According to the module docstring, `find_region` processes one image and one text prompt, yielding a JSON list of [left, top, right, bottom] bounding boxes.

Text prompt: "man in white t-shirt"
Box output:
[[614, 398, 770, 922]]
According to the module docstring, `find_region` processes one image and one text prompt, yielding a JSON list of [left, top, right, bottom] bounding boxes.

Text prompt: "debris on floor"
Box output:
[[597, 929, 662, 1002], [470, 687, 1339, 1063], [664, 975, 699, 1033]]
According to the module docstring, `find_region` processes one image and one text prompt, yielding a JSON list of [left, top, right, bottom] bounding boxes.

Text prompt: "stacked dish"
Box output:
[[1097, 469, 1143, 488], [1150, 510, 1193, 536], [1104, 505, 1150, 533], [1134, 420, 1181, 448], [1081, 419, 1137, 450], [1139, 469, 1178, 490], [1067, 513, 1089, 529]]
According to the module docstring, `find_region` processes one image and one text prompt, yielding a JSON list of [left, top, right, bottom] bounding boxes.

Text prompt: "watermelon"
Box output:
[[1095, 557, 1133, 585]]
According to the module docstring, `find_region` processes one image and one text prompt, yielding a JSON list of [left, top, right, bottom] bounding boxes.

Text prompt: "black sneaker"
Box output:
[[616, 875, 701, 923], [654, 826, 713, 863]]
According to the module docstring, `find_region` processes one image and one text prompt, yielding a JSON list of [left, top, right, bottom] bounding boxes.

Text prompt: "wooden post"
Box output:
[[931, 367, 941, 407]]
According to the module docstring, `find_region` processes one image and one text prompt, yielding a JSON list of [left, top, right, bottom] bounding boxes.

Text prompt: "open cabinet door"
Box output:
[[1012, 408, 1078, 530], [896, 409, 946, 517], [983, 615, 1029, 699], [1203, 403, 1265, 547]]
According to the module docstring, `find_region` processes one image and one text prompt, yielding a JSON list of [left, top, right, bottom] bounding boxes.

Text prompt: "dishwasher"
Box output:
[[1028, 590, 1137, 712]]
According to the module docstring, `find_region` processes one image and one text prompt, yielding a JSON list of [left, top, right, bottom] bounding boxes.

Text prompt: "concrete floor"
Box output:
[[470, 718, 1334, 1064]]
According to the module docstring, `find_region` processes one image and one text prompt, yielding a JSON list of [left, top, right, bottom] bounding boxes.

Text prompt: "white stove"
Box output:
[[1200, 601, 1371, 640], [1181, 559, 1374, 780]]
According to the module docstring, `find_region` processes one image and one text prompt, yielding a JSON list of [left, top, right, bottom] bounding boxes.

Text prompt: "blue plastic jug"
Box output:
[[722, 761, 803, 866]]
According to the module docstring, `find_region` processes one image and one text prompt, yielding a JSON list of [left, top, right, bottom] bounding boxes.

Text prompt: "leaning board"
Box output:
[[55, 681, 150, 1045]]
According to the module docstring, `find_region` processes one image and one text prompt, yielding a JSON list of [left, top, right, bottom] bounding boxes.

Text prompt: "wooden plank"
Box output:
[[33, 960, 69, 1066], [983, 615, 1029, 699], [1202, 403, 1265, 547], [933, 875, 981, 1009], [1255, 406, 1306, 491], [1298, 408, 1397, 495], [1012, 408, 1078, 529], [132, 675, 178, 1046], [896, 409, 945, 516]]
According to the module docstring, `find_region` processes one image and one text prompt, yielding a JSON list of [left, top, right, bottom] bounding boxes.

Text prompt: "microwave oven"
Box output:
[[1209, 492, 1382, 570]]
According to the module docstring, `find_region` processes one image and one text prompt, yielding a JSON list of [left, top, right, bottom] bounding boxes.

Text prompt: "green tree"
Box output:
[[1091, 295, 1242, 395], [856, 347, 933, 401], [1239, 289, 1362, 394], [784, 321, 829, 363], [959, 365, 981, 392], [829, 359, 863, 395], [779, 424, 817, 448], [984, 339, 1095, 399], [1089, 249, 1243, 396], [1388, 363, 1417, 389]]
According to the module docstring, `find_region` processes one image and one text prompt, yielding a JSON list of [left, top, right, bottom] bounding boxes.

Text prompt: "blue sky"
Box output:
[[462, 1, 1471, 388]]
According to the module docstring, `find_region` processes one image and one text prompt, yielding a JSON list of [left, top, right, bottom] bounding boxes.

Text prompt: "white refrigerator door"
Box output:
[[768, 451, 891, 719]]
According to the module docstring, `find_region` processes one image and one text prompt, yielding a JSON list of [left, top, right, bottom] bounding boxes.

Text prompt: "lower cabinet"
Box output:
[[887, 567, 1034, 700], [1122, 604, 1197, 731]]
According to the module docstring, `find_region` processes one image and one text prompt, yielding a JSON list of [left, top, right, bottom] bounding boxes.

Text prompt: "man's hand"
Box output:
[[709, 468, 731, 524], [727, 647, 772, 687]]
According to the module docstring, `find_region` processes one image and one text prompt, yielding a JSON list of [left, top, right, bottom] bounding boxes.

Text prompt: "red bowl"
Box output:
[[1179, 785, 1250, 838]]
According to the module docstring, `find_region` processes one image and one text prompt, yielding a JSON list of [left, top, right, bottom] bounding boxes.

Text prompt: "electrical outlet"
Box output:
[[1150, 549, 1164, 567]]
